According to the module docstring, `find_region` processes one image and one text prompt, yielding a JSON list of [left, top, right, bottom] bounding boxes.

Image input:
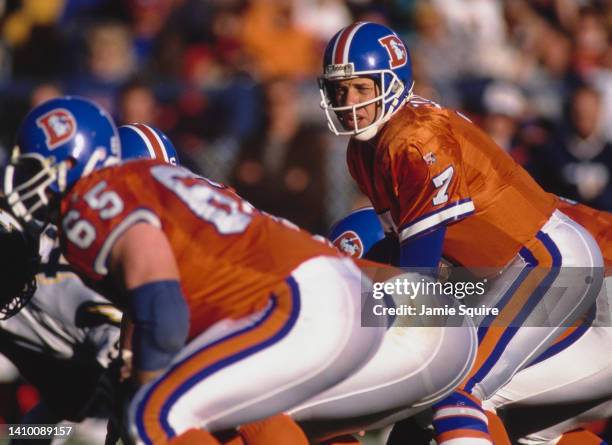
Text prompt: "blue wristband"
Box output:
[[399, 225, 446, 273], [127, 280, 190, 371]]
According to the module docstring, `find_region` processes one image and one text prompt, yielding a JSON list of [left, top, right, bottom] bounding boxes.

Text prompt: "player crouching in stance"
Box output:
[[2, 96, 386, 445], [486, 200, 612, 445], [328, 206, 612, 445], [283, 210, 477, 444], [319, 22, 604, 444]]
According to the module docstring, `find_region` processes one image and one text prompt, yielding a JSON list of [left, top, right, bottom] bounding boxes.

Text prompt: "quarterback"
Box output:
[[319, 21, 604, 444], [329, 204, 611, 445]]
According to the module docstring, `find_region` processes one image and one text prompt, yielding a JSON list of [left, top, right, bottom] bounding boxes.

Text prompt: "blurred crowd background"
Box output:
[[0, 0, 612, 441], [1, 0, 612, 234]]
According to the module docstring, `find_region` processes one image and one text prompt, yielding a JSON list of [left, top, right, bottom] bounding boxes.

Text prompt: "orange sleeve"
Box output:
[[60, 173, 160, 282]]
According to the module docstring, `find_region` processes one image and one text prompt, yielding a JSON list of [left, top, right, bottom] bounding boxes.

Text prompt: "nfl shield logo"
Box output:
[[333, 230, 364, 258], [36, 108, 77, 149], [423, 152, 437, 165]]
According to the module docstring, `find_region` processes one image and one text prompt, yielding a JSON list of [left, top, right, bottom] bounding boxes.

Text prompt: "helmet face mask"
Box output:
[[3, 153, 60, 231], [319, 22, 414, 140], [0, 210, 39, 320], [0, 274, 37, 320], [319, 70, 409, 138]]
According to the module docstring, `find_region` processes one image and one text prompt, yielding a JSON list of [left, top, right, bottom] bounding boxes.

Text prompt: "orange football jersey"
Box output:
[[557, 199, 612, 270], [347, 96, 558, 268], [59, 160, 341, 337]]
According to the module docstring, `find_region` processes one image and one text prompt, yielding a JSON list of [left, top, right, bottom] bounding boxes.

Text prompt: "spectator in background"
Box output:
[[170, 2, 259, 183], [2, 0, 65, 49], [2, 0, 67, 81], [29, 82, 62, 107], [117, 78, 205, 174], [0, 82, 63, 166], [70, 21, 136, 113], [240, 0, 319, 80], [482, 81, 527, 155], [232, 77, 329, 233], [292, 0, 352, 46], [411, 1, 468, 107], [523, 28, 577, 122], [590, 36, 612, 143], [533, 84, 612, 210], [430, 0, 522, 81], [573, 7, 609, 77], [87, 22, 135, 84], [0, 0, 611, 230], [117, 78, 157, 125], [125, 0, 175, 63]]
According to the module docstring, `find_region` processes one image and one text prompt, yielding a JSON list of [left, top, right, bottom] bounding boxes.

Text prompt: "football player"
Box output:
[[0, 121, 180, 443], [2, 96, 386, 445], [0, 207, 120, 440], [118, 124, 179, 165], [319, 21, 604, 444], [330, 205, 612, 445], [197, 213, 477, 445], [116, 128, 479, 444], [486, 199, 612, 445]]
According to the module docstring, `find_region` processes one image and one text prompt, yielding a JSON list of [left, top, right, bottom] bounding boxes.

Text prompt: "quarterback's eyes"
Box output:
[[332, 83, 374, 104]]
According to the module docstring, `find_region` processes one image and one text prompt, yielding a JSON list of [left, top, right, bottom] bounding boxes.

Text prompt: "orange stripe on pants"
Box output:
[[135, 283, 297, 444], [461, 237, 554, 391]]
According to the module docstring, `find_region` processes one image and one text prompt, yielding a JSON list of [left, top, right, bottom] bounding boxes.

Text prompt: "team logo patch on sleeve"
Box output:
[[333, 230, 365, 258], [36, 109, 77, 149], [378, 35, 407, 69]]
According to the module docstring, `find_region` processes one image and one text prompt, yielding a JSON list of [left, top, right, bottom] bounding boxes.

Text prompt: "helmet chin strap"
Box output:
[[352, 86, 412, 141], [353, 96, 385, 141], [354, 124, 380, 141]]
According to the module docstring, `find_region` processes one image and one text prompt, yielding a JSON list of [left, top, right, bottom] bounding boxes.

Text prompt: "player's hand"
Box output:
[[120, 349, 133, 382]]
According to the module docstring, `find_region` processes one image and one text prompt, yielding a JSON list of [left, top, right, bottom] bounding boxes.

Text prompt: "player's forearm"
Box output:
[[399, 225, 446, 275], [128, 280, 190, 378]]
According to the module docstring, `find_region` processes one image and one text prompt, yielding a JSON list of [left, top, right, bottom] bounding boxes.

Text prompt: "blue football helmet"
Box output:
[[328, 207, 385, 258], [3, 96, 120, 228], [119, 123, 179, 165], [319, 22, 414, 140]]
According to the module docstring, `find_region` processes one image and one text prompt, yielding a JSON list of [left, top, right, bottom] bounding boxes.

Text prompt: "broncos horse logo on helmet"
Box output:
[[319, 21, 414, 140], [119, 123, 179, 165], [3, 96, 120, 230]]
